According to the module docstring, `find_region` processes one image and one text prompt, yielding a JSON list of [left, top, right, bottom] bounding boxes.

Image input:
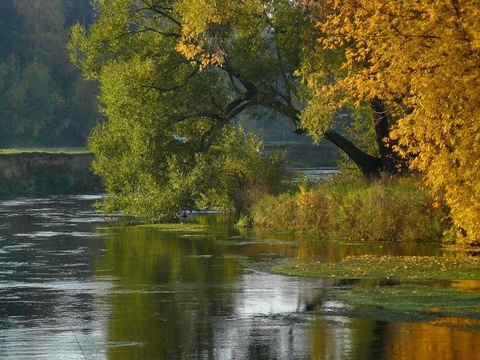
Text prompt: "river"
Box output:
[[1, 195, 480, 359]]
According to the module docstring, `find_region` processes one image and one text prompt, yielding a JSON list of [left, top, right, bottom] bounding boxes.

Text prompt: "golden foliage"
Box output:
[[176, 0, 266, 66], [175, 0, 228, 66], [310, 0, 480, 243]]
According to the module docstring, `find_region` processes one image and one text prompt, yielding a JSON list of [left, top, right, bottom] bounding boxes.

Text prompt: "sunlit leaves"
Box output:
[[305, 0, 480, 243]]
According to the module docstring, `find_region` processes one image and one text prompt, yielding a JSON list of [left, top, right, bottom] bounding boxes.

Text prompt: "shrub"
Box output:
[[251, 193, 298, 230], [250, 175, 447, 242]]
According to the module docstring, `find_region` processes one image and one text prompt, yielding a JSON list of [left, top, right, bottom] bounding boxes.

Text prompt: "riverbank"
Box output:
[[0, 151, 102, 197]]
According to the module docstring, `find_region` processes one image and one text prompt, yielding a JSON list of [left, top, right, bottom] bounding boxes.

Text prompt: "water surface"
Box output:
[[1, 195, 479, 359]]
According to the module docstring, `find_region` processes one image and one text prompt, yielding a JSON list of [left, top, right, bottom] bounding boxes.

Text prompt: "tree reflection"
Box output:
[[97, 225, 242, 358], [386, 321, 480, 360], [94, 217, 480, 359]]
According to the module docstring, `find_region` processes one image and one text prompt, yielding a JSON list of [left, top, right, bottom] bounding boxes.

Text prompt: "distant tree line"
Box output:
[[0, 0, 98, 147]]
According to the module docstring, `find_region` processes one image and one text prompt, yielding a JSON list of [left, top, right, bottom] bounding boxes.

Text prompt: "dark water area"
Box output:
[[1, 196, 480, 359]]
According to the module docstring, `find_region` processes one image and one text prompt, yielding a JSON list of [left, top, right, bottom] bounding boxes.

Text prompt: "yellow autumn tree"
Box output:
[[305, 0, 480, 243]]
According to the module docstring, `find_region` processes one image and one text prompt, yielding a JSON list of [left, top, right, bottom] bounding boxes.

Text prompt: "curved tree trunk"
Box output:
[[225, 66, 398, 178], [323, 129, 382, 178], [322, 99, 405, 178]]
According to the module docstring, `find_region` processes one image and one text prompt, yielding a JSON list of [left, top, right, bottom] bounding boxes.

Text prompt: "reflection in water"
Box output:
[[385, 321, 480, 360], [1, 196, 480, 359]]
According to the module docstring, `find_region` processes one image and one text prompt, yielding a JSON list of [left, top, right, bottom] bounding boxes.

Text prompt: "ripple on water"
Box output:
[[13, 231, 99, 239], [0, 325, 140, 359], [0, 279, 114, 293], [1, 243, 36, 251], [0, 198, 38, 207], [0, 323, 137, 359]]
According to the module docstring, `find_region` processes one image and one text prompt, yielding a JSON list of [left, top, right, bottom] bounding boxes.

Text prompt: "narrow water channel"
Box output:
[[0, 195, 479, 359]]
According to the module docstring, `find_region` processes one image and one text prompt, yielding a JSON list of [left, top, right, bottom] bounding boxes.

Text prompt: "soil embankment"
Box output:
[[0, 152, 102, 196]]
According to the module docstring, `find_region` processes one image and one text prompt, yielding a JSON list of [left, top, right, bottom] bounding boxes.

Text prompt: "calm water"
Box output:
[[1, 195, 480, 359]]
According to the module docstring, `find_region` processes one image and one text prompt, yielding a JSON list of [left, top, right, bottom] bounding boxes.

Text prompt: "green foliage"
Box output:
[[251, 175, 447, 242], [69, 0, 302, 221], [0, 1, 16, 59], [251, 192, 298, 229], [8, 63, 54, 137], [0, 0, 98, 147], [90, 117, 290, 221]]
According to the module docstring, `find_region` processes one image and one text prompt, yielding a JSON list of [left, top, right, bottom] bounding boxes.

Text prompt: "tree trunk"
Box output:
[[323, 98, 404, 178], [323, 129, 382, 178], [371, 98, 396, 173]]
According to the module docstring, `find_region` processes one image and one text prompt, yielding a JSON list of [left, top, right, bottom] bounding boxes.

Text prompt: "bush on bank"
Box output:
[[250, 175, 448, 242]]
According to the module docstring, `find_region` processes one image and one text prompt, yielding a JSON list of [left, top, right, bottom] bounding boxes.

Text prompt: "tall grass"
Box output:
[[251, 175, 447, 242]]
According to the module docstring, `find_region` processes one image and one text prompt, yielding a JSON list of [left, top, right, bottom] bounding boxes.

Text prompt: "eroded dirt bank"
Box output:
[[0, 153, 102, 196]]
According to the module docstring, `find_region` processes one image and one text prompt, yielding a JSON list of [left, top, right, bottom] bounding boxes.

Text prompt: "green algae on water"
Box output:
[[273, 255, 480, 281], [273, 255, 480, 313], [137, 223, 210, 233], [345, 283, 480, 313]]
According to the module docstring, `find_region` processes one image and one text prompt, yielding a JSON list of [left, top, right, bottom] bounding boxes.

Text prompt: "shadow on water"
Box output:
[[1, 196, 480, 359]]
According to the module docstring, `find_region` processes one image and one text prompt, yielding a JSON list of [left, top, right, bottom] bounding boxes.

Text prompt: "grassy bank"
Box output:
[[247, 174, 480, 314], [250, 175, 448, 242]]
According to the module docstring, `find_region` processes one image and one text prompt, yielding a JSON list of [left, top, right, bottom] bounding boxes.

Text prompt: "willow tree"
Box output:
[[70, 0, 290, 220], [304, 0, 480, 243]]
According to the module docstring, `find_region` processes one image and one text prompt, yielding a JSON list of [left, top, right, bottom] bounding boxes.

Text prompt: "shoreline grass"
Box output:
[[250, 174, 448, 242]]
